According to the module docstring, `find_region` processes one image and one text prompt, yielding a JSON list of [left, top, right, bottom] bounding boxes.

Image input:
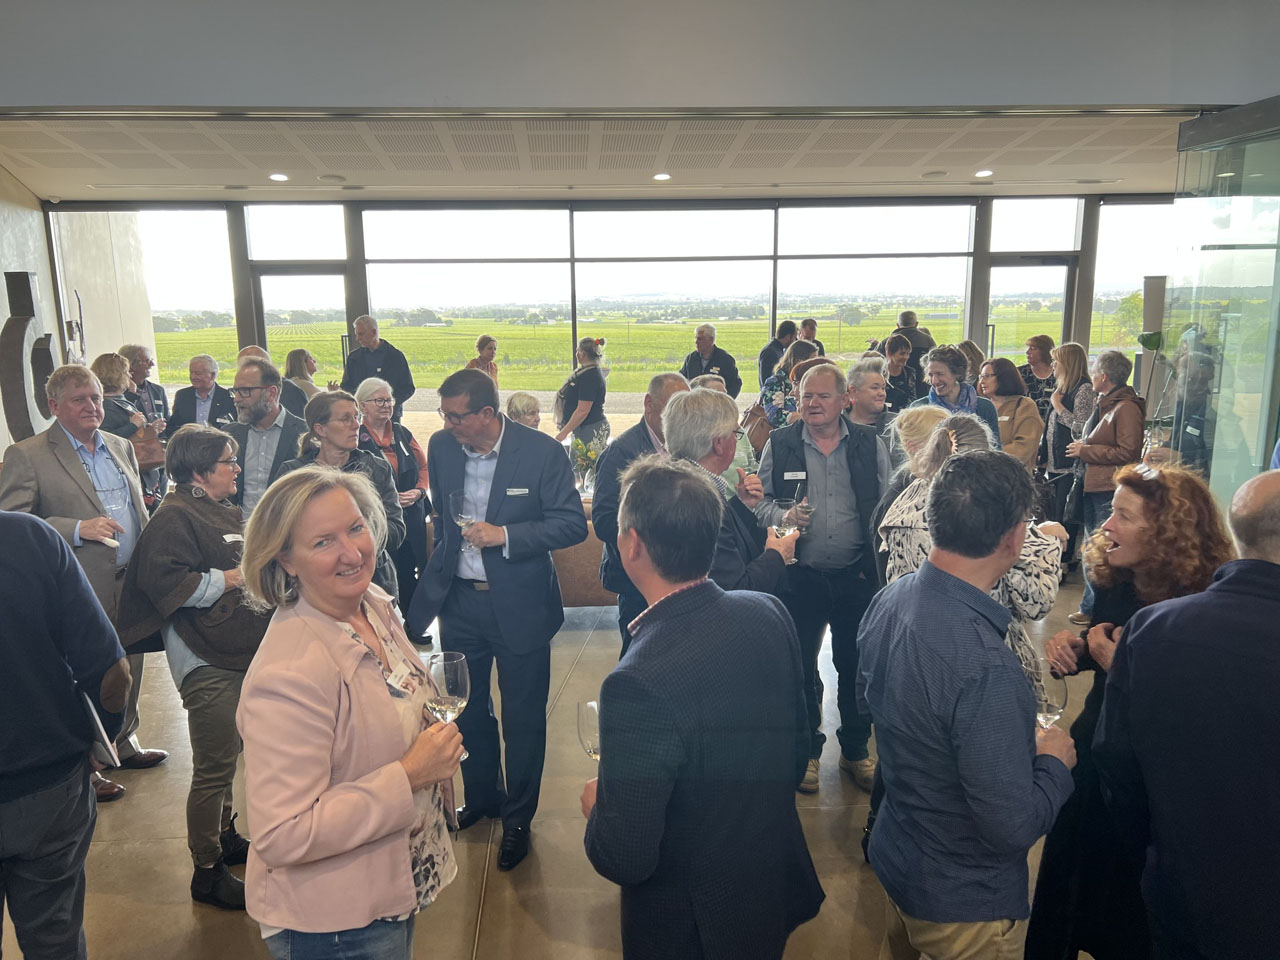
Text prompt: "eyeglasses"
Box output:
[[216, 457, 239, 466], [324, 414, 362, 426], [364, 397, 394, 407], [732, 427, 745, 440], [438, 407, 479, 425], [230, 386, 266, 398], [978, 373, 997, 380]]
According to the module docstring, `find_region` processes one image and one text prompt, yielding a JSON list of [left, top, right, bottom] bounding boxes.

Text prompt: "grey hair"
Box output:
[[799, 362, 847, 395], [662, 387, 739, 462], [353, 314, 377, 331], [166, 424, 237, 484], [1094, 349, 1133, 387], [695, 322, 716, 338], [689, 374, 726, 391], [45, 364, 98, 403], [618, 456, 723, 582], [848, 356, 886, 390], [353, 377, 393, 404], [117, 343, 152, 365], [505, 391, 540, 422], [648, 372, 689, 399], [189, 353, 219, 375]]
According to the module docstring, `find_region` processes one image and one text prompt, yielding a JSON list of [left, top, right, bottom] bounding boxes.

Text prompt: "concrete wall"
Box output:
[[4, 0, 1280, 111], [0, 165, 59, 450]]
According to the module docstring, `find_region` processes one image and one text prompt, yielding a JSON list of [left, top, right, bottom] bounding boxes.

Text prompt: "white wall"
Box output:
[[0, 165, 59, 449], [5, 0, 1280, 111]]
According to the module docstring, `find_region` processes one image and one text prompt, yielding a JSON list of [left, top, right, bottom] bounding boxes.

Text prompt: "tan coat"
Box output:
[[0, 425, 149, 622], [994, 395, 1044, 472], [1077, 385, 1146, 492]]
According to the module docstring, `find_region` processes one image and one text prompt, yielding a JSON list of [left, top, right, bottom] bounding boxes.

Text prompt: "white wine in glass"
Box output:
[[449, 490, 479, 554], [578, 700, 601, 763], [421, 651, 471, 760], [772, 498, 798, 537], [1036, 657, 1069, 729]]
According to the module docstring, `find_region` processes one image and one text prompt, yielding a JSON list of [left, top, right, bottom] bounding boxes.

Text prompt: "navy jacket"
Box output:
[[680, 346, 742, 398], [408, 417, 587, 651], [165, 383, 237, 436], [224, 408, 309, 508], [593, 420, 656, 598], [1094, 559, 1280, 960], [124, 378, 170, 423], [585, 580, 823, 958], [0, 511, 126, 802], [341, 339, 415, 420], [757, 338, 786, 389]]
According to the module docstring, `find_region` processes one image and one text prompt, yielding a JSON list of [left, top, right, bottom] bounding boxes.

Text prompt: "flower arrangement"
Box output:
[[570, 436, 608, 495]]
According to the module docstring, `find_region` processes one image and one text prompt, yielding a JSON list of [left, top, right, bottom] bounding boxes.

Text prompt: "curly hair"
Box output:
[[1084, 463, 1234, 604]]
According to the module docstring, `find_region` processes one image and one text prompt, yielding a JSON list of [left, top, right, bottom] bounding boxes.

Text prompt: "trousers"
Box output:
[[178, 664, 244, 866]]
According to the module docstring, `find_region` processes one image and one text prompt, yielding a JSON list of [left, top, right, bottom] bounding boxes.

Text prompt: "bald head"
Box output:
[[1229, 470, 1280, 562], [644, 372, 691, 440], [238, 345, 270, 362]]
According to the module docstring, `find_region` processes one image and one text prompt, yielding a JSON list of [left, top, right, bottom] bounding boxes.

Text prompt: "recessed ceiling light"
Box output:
[[974, 169, 994, 178], [316, 173, 347, 183], [653, 172, 671, 181], [921, 170, 948, 179], [268, 173, 289, 182], [1216, 171, 1236, 178], [1247, 172, 1264, 178]]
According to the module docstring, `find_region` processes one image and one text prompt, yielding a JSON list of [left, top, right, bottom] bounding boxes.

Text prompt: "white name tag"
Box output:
[[387, 661, 419, 695], [506, 487, 529, 496], [223, 534, 244, 543], [1186, 425, 1201, 436], [884, 401, 894, 409], [999, 416, 1012, 422], [783, 471, 807, 480]]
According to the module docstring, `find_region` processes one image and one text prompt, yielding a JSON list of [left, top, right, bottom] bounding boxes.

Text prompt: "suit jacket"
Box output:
[[407, 416, 587, 650], [166, 383, 237, 436], [757, 338, 786, 389], [341, 339, 415, 421], [584, 581, 823, 959], [279, 377, 309, 419], [223, 409, 310, 508], [680, 346, 742, 398], [593, 419, 656, 597], [124, 379, 170, 424], [710, 495, 787, 596], [0, 425, 149, 622]]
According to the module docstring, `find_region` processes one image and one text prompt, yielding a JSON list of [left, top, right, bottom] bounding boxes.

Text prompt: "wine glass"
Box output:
[[420, 651, 471, 760], [578, 700, 601, 763], [1035, 657, 1069, 730], [792, 482, 815, 534], [771, 498, 799, 565], [449, 490, 478, 554]]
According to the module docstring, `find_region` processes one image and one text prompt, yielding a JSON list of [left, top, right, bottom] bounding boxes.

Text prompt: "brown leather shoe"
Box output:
[[120, 748, 169, 770], [92, 773, 126, 803]]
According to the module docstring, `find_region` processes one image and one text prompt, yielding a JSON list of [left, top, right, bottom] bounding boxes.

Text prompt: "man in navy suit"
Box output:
[[582, 457, 823, 959], [165, 354, 237, 436], [408, 369, 587, 871], [592, 372, 689, 655]]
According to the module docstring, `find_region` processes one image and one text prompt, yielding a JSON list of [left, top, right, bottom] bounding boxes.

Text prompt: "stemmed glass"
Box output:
[[420, 651, 471, 760], [578, 700, 601, 763], [1035, 657, 1069, 730], [772, 498, 800, 564], [449, 490, 478, 554], [792, 482, 815, 534]]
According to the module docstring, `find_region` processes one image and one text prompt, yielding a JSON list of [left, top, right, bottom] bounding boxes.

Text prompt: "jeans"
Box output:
[[265, 916, 415, 960], [0, 761, 95, 960], [178, 664, 245, 866], [1079, 491, 1114, 616]]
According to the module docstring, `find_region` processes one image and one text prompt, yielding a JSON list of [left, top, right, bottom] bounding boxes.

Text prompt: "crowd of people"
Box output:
[[2, 312, 1278, 960]]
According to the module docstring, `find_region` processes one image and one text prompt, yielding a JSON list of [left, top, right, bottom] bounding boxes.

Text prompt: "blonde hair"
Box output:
[[505, 391, 540, 423], [90, 353, 132, 394], [1052, 342, 1088, 396], [240, 466, 387, 612], [891, 405, 950, 477], [956, 340, 986, 381], [45, 364, 98, 403], [916, 413, 994, 480], [284, 348, 312, 381]]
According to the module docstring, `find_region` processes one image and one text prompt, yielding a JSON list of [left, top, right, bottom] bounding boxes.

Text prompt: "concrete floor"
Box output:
[[3, 580, 1092, 960]]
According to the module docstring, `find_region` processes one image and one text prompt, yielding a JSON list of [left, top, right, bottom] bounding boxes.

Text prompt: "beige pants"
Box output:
[[880, 896, 1027, 960]]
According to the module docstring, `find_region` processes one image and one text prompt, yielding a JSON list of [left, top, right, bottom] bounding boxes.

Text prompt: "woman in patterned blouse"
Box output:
[[758, 339, 819, 428]]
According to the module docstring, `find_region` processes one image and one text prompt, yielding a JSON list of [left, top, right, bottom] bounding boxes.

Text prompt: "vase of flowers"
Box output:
[[570, 436, 606, 497]]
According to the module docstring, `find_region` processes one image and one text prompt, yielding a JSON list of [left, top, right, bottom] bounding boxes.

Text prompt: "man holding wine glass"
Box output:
[[753, 364, 891, 794], [408, 369, 587, 872]]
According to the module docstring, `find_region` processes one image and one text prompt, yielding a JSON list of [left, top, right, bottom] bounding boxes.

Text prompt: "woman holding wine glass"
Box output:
[[236, 467, 464, 960], [1026, 463, 1234, 960]]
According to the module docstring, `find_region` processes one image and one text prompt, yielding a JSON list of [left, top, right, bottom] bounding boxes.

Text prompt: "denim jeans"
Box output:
[[1079, 491, 1114, 616], [265, 916, 415, 960]]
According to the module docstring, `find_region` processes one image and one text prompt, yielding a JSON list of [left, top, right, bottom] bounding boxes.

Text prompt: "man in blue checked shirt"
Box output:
[[858, 450, 1077, 960]]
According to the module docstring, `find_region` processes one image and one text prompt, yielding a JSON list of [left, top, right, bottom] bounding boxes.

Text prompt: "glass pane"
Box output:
[[246, 204, 346, 260], [990, 197, 1081, 252], [778, 205, 973, 254], [573, 209, 774, 258], [1091, 203, 1177, 366], [363, 209, 570, 260], [136, 211, 237, 386], [259, 275, 349, 388], [776, 257, 970, 371], [987, 266, 1068, 362]]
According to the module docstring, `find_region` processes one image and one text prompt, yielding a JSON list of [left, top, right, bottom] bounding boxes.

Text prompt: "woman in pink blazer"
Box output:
[[237, 466, 464, 960]]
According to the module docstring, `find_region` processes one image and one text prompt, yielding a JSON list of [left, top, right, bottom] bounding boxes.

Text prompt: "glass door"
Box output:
[[253, 271, 348, 389], [987, 264, 1069, 363]]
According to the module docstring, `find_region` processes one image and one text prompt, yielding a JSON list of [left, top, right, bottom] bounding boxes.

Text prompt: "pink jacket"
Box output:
[[236, 586, 425, 933]]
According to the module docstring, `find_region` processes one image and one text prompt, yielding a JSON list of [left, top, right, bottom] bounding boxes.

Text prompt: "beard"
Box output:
[[238, 395, 272, 424]]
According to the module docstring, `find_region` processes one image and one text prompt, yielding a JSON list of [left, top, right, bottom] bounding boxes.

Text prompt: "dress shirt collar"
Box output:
[[916, 559, 1012, 637], [462, 415, 507, 460], [643, 419, 668, 459], [627, 577, 710, 636], [59, 423, 106, 456], [252, 404, 287, 434], [688, 458, 730, 499], [801, 417, 849, 448]]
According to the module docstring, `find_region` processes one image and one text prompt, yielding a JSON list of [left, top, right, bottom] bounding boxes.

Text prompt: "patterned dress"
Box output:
[[759, 373, 797, 429]]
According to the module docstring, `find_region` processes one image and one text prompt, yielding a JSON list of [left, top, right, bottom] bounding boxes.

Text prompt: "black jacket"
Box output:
[[680, 346, 742, 398], [593, 420, 656, 600], [165, 383, 237, 437], [709, 495, 787, 596], [124, 379, 170, 423], [757, 339, 786, 389], [223, 408, 310, 508], [341, 339, 416, 420]]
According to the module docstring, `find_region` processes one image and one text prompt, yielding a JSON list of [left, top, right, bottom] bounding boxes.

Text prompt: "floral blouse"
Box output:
[[759, 373, 797, 429]]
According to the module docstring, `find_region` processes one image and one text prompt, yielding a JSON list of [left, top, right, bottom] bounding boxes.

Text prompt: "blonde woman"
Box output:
[[505, 392, 541, 429], [956, 339, 986, 384], [1045, 342, 1097, 563], [90, 353, 147, 438], [869, 405, 949, 587], [285, 349, 322, 399], [236, 467, 463, 959], [554, 337, 609, 445], [465, 334, 499, 386]]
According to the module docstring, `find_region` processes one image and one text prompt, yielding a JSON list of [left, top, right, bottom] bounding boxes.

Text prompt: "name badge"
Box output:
[[710, 367, 721, 374], [999, 416, 1012, 422], [222, 534, 244, 543], [1186, 425, 1201, 436], [884, 401, 894, 409], [387, 661, 419, 695], [506, 487, 529, 496], [783, 471, 807, 480]]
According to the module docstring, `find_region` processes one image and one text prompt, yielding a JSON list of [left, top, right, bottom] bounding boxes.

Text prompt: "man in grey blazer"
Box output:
[[223, 357, 308, 516], [0, 364, 167, 801]]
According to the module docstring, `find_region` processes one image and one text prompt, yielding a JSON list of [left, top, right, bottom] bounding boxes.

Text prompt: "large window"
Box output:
[[1091, 202, 1177, 364], [363, 209, 569, 259], [990, 197, 1080, 252], [245, 204, 346, 260], [777, 205, 973, 255], [573, 209, 774, 258]]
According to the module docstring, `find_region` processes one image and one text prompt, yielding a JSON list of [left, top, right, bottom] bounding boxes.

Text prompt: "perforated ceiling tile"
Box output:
[[65, 132, 146, 150], [529, 133, 589, 153], [219, 132, 296, 152], [205, 121, 285, 132], [882, 132, 954, 150], [314, 154, 387, 171], [388, 154, 453, 170], [665, 153, 724, 169], [445, 119, 513, 131], [991, 149, 1059, 165], [43, 120, 116, 130], [138, 131, 220, 151], [603, 120, 667, 131], [678, 119, 744, 131], [599, 154, 658, 170], [813, 131, 881, 150], [900, 118, 969, 131], [453, 133, 518, 153], [20, 152, 104, 168], [0, 131, 68, 149], [857, 151, 927, 167], [531, 154, 587, 171], [828, 118, 896, 130], [525, 119, 589, 131], [241, 154, 315, 169], [672, 133, 737, 152], [128, 120, 200, 131], [281, 121, 358, 132], [171, 153, 249, 169], [744, 132, 810, 150], [98, 153, 177, 169], [950, 131, 1023, 149], [1049, 149, 1126, 165], [730, 152, 793, 169], [601, 133, 664, 153], [1085, 128, 1168, 148], [297, 133, 373, 153], [755, 118, 823, 130], [927, 150, 997, 165], [364, 120, 442, 132], [373, 132, 444, 152], [1113, 149, 1178, 164], [1020, 129, 1091, 148], [459, 154, 521, 171], [795, 153, 858, 167]]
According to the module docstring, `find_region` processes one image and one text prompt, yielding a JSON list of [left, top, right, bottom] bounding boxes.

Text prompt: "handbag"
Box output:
[[129, 423, 166, 473], [740, 401, 771, 456]]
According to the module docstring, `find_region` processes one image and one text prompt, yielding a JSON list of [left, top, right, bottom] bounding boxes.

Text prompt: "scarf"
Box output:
[[929, 381, 980, 414]]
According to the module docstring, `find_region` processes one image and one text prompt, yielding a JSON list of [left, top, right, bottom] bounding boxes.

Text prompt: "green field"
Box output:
[[154, 306, 1138, 393]]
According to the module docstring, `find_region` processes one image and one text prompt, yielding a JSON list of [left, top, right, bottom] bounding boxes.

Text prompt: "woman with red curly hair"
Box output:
[[1027, 464, 1234, 960]]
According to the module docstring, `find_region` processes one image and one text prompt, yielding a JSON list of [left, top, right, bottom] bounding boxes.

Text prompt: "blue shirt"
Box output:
[[194, 389, 214, 426], [162, 569, 226, 686], [62, 425, 141, 567], [858, 560, 1074, 923], [242, 405, 287, 516], [457, 418, 511, 580]]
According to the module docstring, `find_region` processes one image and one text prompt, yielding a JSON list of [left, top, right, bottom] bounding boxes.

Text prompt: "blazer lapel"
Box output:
[[48, 427, 105, 512]]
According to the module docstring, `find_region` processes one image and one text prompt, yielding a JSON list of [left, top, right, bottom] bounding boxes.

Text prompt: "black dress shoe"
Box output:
[[497, 826, 530, 871], [220, 812, 251, 866], [120, 748, 169, 770], [455, 805, 500, 831], [191, 859, 246, 911]]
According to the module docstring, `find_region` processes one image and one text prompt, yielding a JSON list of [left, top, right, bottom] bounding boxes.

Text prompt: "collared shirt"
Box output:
[[62, 425, 141, 567], [626, 577, 708, 636], [194, 388, 214, 426], [163, 570, 225, 686], [242, 405, 287, 516], [134, 380, 157, 418], [643, 419, 668, 459], [690, 460, 730, 500], [858, 560, 1074, 923], [456, 418, 510, 581]]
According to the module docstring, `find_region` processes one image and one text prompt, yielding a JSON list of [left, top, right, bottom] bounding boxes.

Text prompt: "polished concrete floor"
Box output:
[[3, 579, 1092, 960]]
